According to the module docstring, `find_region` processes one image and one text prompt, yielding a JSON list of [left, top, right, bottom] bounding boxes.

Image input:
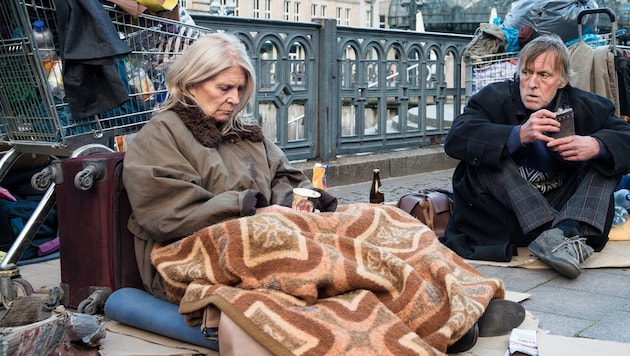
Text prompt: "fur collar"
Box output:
[[171, 102, 264, 148]]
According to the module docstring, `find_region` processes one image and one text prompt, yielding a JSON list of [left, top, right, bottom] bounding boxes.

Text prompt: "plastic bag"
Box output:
[[503, 0, 599, 43]]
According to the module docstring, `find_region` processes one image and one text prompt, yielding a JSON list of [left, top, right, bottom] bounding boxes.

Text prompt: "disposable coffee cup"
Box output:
[[292, 188, 321, 212]]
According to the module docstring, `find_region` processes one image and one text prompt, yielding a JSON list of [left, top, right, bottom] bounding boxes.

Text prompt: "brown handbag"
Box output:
[[397, 189, 454, 238]]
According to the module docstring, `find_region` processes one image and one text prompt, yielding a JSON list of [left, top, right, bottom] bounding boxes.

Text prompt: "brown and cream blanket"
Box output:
[[151, 203, 504, 355]]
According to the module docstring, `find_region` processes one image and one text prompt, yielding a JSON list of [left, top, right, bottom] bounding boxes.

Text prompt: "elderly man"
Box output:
[[441, 34, 630, 278]]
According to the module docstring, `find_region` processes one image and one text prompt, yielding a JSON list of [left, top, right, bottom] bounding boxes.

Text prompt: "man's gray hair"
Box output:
[[516, 34, 574, 82]]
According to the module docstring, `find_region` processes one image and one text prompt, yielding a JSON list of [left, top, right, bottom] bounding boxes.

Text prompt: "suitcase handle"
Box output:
[[577, 8, 616, 25], [577, 7, 617, 52]]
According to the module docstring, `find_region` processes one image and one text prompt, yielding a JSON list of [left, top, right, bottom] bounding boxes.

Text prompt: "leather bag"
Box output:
[[397, 189, 454, 238]]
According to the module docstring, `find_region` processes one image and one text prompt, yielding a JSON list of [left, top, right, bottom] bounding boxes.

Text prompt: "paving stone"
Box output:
[[579, 310, 630, 343], [520, 284, 627, 321], [545, 268, 630, 298], [529, 310, 593, 338], [472, 265, 560, 294]]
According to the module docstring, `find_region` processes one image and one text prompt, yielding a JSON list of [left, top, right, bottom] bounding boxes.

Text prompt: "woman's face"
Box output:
[[189, 65, 247, 122]]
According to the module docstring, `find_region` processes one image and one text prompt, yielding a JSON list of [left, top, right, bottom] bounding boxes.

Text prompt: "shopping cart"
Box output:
[[0, 0, 209, 308], [465, 51, 519, 97], [465, 8, 620, 102]]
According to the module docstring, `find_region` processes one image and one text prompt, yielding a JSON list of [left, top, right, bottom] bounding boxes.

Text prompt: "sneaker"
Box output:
[[528, 228, 594, 279]]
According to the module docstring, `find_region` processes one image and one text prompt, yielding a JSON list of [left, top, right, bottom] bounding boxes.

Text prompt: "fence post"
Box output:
[[312, 18, 338, 162]]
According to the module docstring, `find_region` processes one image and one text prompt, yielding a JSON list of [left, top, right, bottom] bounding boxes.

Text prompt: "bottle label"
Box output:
[[130, 70, 155, 101], [42, 58, 53, 74]]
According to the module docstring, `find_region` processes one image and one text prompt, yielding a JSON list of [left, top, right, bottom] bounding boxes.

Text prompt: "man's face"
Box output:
[[519, 52, 568, 110]]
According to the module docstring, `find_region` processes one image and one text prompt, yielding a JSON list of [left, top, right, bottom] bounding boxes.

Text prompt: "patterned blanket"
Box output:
[[152, 203, 504, 355]]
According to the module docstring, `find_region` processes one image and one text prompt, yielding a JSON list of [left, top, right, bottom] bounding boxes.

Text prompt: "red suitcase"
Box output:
[[54, 152, 143, 311]]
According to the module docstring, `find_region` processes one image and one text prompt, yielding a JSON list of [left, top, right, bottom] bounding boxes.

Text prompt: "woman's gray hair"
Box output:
[[160, 32, 256, 133], [516, 34, 574, 83]]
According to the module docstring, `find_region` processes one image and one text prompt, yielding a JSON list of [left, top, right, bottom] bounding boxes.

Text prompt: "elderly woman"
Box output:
[[123, 33, 517, 355], [123, 33, 337, 300]]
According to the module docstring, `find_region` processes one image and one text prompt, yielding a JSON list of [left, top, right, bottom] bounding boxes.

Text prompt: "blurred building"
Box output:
[[414, 0, 514, 33]]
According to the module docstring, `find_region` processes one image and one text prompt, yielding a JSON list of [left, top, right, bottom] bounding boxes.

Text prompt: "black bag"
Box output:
[[397, 188, 454, 238]]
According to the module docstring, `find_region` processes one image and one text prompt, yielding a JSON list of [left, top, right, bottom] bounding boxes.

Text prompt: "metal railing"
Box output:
[[190, 14, 472, 162]]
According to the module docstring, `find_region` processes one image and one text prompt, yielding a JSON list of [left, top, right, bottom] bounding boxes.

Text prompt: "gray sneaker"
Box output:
[[528, 228, 594, 279]]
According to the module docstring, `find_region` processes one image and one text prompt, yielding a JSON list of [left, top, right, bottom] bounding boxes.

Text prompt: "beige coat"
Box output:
[[123, 109, 310, 297], [569, 42, 620, 116]]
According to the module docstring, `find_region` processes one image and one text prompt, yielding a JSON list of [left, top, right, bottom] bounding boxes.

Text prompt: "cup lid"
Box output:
[[293, 187, 321, 198]]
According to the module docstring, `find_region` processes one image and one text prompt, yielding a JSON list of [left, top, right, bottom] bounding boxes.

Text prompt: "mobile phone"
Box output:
[[550, 107, 575, 139]]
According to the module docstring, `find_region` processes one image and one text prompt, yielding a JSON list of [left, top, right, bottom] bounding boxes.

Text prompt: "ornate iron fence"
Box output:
[[191, 14, 472, 161]]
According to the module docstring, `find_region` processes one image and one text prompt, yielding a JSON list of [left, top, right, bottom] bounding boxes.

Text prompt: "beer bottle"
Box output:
[[369, 169, 385, 204]]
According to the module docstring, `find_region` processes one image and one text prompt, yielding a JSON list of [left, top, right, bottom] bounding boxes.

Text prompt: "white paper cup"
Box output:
[[292, 188, 321, 212]]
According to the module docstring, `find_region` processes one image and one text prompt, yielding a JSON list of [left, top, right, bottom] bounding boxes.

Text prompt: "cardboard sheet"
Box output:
[[455, 290, 629, 356], [94, 290, 628, 356], [460, 328, 630, 356], [609, 218, 630, 241], [537, 334, 630, 356], [102, 321, 219, 355], [467, 241, 630, 269]]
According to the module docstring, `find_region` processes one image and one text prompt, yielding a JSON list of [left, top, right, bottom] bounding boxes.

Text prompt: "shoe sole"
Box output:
[[477, 299, 526, 337], [529, 242, 581, 279], [446, 322, 478, 353]]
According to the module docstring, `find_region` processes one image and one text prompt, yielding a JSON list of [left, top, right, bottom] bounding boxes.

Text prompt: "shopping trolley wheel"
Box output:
[[1, 278, 34, 309], [31, 165, 57, 191], [77, 287, 112, 315]]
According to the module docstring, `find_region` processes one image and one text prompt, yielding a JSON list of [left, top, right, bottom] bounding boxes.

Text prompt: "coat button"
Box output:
[[469, 157, 479, 165]]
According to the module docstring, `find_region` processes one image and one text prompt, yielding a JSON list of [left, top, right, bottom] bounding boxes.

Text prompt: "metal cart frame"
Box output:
[[0, 0, 209, 308]]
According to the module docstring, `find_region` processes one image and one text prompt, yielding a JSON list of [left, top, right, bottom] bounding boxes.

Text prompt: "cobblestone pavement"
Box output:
[[328, 168, 630, 346], [327, 168, 454, 205]]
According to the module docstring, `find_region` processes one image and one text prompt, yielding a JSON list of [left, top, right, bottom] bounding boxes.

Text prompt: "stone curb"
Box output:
[[293, 145, 458, 187]]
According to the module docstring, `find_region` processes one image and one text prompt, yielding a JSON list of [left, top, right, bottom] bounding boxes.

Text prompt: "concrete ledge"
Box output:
[[293, 145, 458, 187]]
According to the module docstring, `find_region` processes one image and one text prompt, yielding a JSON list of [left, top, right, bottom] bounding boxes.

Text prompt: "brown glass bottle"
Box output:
[[369, 168, 385, 204]]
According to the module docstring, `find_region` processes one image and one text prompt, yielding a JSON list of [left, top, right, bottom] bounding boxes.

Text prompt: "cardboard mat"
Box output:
[[609, 218, 630, 241], [102, 321, 219, 356], [467, 241, 630, 269], [461, 327, 630, 356], [455, 291, 630, 356], [103, 290, 629, 356]]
